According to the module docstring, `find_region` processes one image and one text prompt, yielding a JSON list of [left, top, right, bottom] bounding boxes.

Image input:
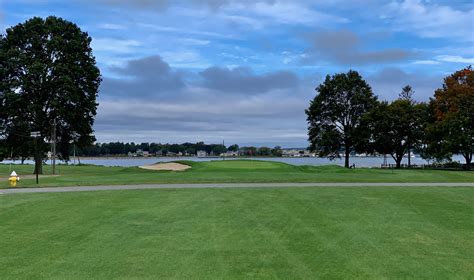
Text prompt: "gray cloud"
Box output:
[[200, 66, 299, 94], [303, 30, 413, 65], [101, 55, 185, 98], [367, 68, 442, 101], [95, 55, 311, 146]]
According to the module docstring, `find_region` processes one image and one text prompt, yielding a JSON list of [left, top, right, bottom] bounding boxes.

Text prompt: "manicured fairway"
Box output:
[[1, 187, 473, 279], [1, 160, 473, 188]]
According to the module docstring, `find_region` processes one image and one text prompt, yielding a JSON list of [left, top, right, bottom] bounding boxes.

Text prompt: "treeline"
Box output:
[[307, 67, 473, 168], [76, 142, 284, 157], [78, 142, 225, 157]]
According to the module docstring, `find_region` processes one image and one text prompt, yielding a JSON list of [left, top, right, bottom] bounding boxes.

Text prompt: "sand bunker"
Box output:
[[139, 162, 191, 171]]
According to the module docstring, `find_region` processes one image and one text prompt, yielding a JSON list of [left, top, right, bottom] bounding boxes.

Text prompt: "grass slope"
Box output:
[[1, 187, 473, 279], [1, 159, 473, 188]]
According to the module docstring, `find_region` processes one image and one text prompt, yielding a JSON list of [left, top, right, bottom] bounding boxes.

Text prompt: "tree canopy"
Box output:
[[0, 16, 101, 173], [368, 98, 427, 168], [425, 67, 473, 166], [306, 70, 377, 168]]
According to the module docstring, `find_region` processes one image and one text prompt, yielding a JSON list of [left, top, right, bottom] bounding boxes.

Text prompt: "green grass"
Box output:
[[1, 160, 473, 188], [1, 187, 472, 279]]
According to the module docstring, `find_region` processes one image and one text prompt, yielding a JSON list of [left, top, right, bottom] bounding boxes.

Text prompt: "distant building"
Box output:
[[303, 150, 315, 157], [197, 150, 208, 157], [221, 151, 238, 157], [135, 149, 150, 157], [282, 149, 301, 157], [282, 149, 315, 157]]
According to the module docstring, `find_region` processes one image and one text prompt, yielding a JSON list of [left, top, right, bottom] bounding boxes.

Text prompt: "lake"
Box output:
[[2, 155, 464, 168]]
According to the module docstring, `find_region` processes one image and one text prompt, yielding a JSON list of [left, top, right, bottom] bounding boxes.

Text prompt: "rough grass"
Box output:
[[1, 159, 473, 188], [1, 187, 473, 279]]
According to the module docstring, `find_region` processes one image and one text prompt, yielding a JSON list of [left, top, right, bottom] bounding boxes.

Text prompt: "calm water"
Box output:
[[3, 155, 464, 168]]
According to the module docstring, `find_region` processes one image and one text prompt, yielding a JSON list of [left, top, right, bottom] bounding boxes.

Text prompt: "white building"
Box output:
[[197, 150, 208, 157], [221, 151, 238, 157]]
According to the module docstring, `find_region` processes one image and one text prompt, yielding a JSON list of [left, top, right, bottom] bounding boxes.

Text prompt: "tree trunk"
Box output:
[[34, 152, 43, 175], [464, 152, 472, 168], [394, 154, 403, 169], [407, 144, 411, 168], [344, 147, 350, 168]]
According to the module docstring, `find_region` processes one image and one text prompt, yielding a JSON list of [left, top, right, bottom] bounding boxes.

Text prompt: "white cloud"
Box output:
[[179, 38, 210, 46], [161, 50, 210, 68], [385, 0, 474, 40], [435, 55, 474, 64], [91, 38, 141, 53], [98, 23, 127, 30], [255, 1, 348, 25], [138, 23, 235, 39], [413, 60, 440, 65], [220, 1, 348, 28]]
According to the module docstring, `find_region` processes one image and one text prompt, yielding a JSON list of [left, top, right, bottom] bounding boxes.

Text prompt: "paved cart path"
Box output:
[[1, 182, 474, 195]]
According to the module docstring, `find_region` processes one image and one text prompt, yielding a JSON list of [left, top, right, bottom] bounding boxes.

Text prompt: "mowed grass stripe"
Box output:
[[0, 187, 473, 279], [1, 160, 473, 188]]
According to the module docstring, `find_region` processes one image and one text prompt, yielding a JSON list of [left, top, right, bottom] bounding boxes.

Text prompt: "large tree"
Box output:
[[306, 70, 377, 168], [0, 16, 101, 173], [368, 98, 428, 168], [425, 67, 473, 166]]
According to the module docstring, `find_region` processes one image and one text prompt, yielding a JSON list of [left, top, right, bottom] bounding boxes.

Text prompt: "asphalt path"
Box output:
[[1, 182, 474, 195]]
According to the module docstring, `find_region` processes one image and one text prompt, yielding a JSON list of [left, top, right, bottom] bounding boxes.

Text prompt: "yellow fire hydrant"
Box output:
[[8, 171, 20, 187]]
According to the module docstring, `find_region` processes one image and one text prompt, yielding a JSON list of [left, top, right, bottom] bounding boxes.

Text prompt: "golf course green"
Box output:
[[1, 186, 473, 279], [1, 160, 474, 188]]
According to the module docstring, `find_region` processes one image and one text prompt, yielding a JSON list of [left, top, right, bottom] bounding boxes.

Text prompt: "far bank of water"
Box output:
[[3, 156, 464, 168]]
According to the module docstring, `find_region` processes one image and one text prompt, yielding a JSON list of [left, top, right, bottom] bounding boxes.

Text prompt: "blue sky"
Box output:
[[2, 0, 473, 147]]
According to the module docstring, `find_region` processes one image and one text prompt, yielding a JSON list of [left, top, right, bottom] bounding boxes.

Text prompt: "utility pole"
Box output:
[[30, 131, 41, 184], [9, 148, 13, 173], [408, 143, 411, 168], [73, 142, 76, 165], [50, 118, 57, 175]]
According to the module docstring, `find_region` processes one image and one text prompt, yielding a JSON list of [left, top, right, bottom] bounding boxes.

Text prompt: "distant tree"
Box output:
[[241, 146, 257, 156], [425, 67, 473, 166], [399, 85, 414, 102], [211, 144, 226, 155], [257, 146, 272, 156], [227, 144, 239, 152], [271, 146, 283, 157], [306, 70, 377, 168], [368, 99, 428, 168], [0, 16, 101, 173]]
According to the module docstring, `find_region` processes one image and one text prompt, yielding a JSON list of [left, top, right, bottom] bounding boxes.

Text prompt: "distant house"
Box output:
[[197, 150, 208, 157], [303, 150, 315, 157], [135, 149, 150, 157], [222, 151, 238, 157], [281, 149, 314, 157], [282, 149, 301, 157]]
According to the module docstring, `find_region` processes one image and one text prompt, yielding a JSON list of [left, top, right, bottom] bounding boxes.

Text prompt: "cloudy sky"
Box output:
[[2, 0, 473, 147]]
